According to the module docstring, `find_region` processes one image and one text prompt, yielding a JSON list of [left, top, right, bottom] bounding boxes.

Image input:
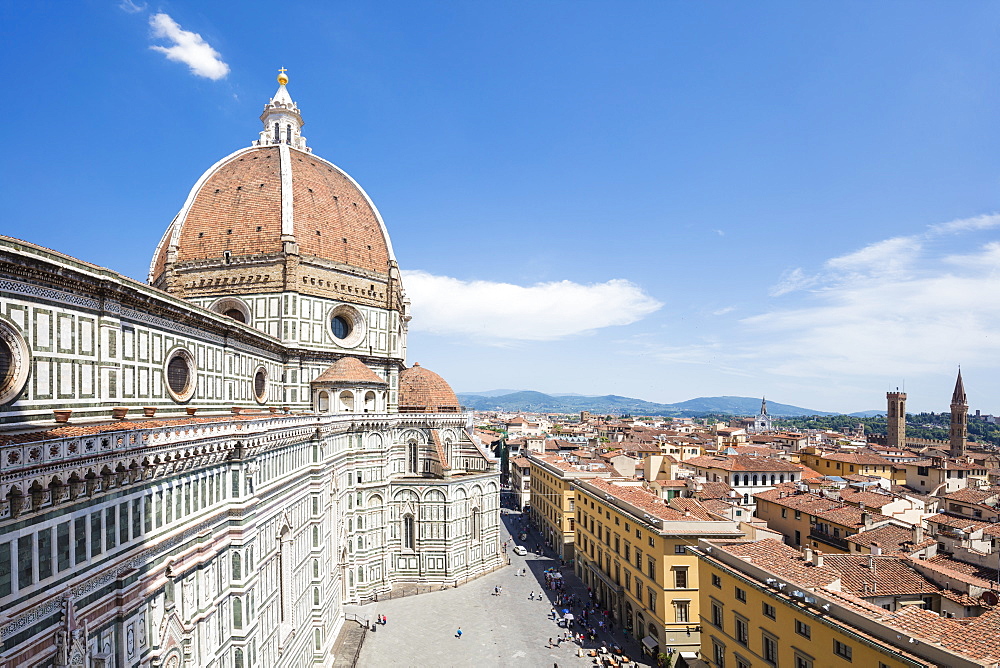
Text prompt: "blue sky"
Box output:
[[3, 1, 1000, 413]]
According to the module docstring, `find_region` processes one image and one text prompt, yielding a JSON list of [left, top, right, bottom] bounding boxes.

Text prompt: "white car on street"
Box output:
[[513, 545, 527, 556]]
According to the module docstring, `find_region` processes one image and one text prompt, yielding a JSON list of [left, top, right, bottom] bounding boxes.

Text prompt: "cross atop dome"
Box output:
[[253, 68, 310, 152]]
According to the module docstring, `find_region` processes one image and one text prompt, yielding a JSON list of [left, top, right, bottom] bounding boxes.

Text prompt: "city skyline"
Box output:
[[4, 2, 1000, 412]]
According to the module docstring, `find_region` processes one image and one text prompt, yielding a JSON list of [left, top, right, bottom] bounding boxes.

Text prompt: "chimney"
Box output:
[[871, 541, 882, 556], [802, 546, 813, 562], [913, 524, 924, 543], [862, 512, 873, 527], [813, 549, 824, 568]]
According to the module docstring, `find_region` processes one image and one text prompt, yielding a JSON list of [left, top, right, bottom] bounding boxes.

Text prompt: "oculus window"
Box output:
[[164, 348, 196, 402]]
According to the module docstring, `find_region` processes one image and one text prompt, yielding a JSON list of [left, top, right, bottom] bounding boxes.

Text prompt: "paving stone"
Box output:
[[351, 511, 656, 668]]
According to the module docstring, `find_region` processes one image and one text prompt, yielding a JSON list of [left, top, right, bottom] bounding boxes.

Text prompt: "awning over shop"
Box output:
[[642, 635, 659, 651]]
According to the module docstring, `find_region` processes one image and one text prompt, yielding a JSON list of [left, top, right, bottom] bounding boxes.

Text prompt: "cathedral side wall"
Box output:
[[1, 413, 501, 668]]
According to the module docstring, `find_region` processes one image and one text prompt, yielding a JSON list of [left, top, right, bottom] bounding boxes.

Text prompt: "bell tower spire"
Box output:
[[254, 68, 309, 152], [950, 368, 968, 457]]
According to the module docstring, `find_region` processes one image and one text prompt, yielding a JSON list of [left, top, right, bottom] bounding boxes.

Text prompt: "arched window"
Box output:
[[364, 391, 376, 413], [286, 124, 292, 144], [313, 559, 320, 579], [403, 514, 415, 550], [232, 551, 242, 581], [235, 648, 244, 668], [273, 122, 280, 143], [770, 475, 776, 485], [317, 391, 330, 413], [407, 442, 418, 474], [312, 526, 319, 547], [752, 475, 759, 486], [444, 439, 453, 467], [233, 597, 243, 629], [339, 391, 355, 412], [313, 587, 320, 605], [779, 475, 785, 483]]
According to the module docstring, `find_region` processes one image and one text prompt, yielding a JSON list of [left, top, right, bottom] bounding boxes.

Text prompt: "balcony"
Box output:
[[809, 528, 849, 551]]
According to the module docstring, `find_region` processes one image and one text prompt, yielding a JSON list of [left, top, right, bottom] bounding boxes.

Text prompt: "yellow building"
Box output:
[[754, 486, 899, 554], [798, 448, 904, 483], [525, 453, 615, 560], [691, 537, 1000, 668], [572, 478, 744, 657]]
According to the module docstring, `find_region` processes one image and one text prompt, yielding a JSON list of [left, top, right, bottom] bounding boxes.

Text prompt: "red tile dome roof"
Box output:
[[312, 357, 387, 386], [150, 145, 392, 283], [398, 363, 461, 413]]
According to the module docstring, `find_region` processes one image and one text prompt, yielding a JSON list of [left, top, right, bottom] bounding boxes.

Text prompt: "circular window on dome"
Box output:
[[253, 366, 268, 404], [164, 348, 196, 403], [328, 305, 366, 348], [209, 297, 251, 325], [0, 317, 30, 405]]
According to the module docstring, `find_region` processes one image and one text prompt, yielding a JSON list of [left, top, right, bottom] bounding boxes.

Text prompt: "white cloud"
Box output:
[[401, 270, 662, 342], [824, 236, 922, 277], [771, 213, 1000, 297], [712, 306, 736, 316], [770, 267, 818, 297], [119, 0, 146, 13], [148, 13, 229, 80], [744, 238, 1000, 380], [928, 213, 1000, 236]]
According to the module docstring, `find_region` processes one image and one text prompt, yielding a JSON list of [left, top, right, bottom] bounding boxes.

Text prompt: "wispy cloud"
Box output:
[[628, 212, 1000, 398], [119, 0, 146, 13], [401, 271, 662, 342], [149, 13, 229, 80], [745, 217, 1000, 380], [771, 213, 1000, 297]]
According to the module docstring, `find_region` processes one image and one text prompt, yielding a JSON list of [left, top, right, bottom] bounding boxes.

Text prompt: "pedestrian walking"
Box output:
[[456, 628, 463, 639]]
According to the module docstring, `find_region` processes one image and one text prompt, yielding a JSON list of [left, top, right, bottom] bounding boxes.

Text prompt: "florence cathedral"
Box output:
[[0, 71, 502, 667]]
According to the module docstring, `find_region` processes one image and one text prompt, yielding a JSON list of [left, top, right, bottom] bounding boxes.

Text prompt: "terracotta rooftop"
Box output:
[[811, 450, 896, 466], [838, 487, 899, 508], [398, 363, 461, 413], [719, 539, 842, 588], [702, 541, 1000, 664], [941, 487, 998, 504], [312, 357, 387, 385], [582, 478, 734, 529], [845, 524, 928, 554], [825, 554, 941, 597], [152, 145, 391, 282]]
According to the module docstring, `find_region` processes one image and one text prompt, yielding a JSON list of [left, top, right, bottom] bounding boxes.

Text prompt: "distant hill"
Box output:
[[456, 391, 837, 417]]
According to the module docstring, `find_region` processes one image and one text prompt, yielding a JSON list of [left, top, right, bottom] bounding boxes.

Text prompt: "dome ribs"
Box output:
[[177, 147, 283, 263], [292, 158, 389, 275]]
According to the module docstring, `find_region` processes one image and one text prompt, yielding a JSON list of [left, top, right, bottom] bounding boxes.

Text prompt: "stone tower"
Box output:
[[950, 370, 968, 457], [886, 389, 906, 448]]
